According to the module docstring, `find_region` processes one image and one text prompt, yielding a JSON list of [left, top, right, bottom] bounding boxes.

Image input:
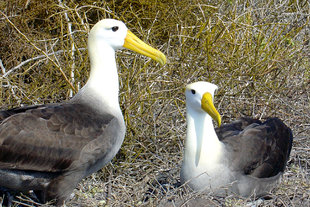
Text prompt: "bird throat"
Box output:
[[72, 43, 121, 115], [186, 109, 223, 167]]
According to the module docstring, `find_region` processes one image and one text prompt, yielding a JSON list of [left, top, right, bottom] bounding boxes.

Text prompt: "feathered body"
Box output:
[[181, 82, 293, 197], [0, 19, 166, 205]]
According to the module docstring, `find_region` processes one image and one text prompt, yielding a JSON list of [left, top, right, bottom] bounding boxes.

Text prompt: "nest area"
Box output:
[[0, 0, 309, 206]]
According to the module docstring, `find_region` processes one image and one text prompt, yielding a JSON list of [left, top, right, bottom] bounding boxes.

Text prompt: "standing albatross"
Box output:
[[181, 82, 293, 197], [0, 19, 166, 206]]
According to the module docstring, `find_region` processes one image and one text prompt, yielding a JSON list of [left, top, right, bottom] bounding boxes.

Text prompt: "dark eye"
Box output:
[[112, 26, 119, 32], [191, 89, 196, 94]]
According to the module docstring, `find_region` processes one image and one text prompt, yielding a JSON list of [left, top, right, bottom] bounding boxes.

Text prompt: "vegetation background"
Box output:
[[0, 0, 309, 206]]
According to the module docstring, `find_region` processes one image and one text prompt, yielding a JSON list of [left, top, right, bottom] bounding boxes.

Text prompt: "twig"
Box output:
[[0, 14, 19, 20], [24, 0, 31, 9], [0, 58, 6, 74], [58, 0, 76, 97], [14, 194, 44, 207], [2, 80, 23, 103], [0, 10, 76, 91], [1, 48, 86, 79]]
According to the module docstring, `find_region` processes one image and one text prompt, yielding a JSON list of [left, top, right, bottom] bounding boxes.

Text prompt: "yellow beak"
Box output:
[[123, 30, 166, 65], [201, 92, 221, 127]]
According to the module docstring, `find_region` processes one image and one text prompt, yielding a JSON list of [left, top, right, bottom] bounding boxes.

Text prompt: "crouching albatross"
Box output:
[[0, 19, 166, 206], [181, 82, 293, 197]]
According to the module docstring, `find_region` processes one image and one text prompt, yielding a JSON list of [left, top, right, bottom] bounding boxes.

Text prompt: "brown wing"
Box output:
[[0, 103, 114, 173], [215, 117, 293, 178]]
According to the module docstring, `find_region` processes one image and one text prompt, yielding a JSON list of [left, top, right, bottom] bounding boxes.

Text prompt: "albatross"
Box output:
[[0, 19, 166, 206], [181, 81, 293, 197]]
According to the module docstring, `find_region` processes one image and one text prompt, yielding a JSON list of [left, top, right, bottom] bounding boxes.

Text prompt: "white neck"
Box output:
[[184, 106, 224, 167], [72, 40, 121, 115]]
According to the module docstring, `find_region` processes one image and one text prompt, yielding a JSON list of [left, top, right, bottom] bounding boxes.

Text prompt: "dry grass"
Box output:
[[0, 0, 309, 206]]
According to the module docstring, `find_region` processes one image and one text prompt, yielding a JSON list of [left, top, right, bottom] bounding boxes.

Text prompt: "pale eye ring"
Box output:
[[112, 26, 119, 32], [191, 89, 196, 94]]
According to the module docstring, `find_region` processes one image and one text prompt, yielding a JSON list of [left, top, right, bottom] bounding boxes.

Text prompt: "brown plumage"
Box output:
[[216, 117, 293, 180], [0, 103, 120, 203]]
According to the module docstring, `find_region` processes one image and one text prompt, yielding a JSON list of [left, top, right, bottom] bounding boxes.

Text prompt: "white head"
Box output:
[[77, 19, 166, 113], [185, 81, 221, 126], [88, 19, 128, 50], [88, 19, 166, 65]]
